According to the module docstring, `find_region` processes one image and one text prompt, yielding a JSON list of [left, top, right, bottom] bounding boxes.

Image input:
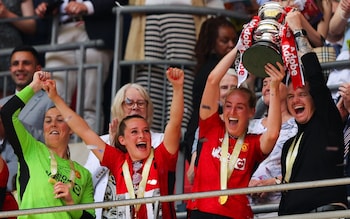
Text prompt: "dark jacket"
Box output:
[[278, 53, 348, 215]]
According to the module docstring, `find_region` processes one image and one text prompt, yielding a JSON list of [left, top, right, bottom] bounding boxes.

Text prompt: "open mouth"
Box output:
[[49, 130, 59, 135], [136, 141, 147, 149], [228, 117, 238, 126], [294, 106, 304, 115]]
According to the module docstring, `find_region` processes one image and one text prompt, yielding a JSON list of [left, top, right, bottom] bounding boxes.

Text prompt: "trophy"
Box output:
[[241, 2, 286, 78]]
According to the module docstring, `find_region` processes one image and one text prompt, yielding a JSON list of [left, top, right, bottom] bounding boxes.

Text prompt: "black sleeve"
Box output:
[[1, 95, 26, 157], [301, 53, 338, 121]]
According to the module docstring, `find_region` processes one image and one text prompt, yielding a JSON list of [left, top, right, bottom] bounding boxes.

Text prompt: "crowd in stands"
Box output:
[[2, 0, 350, 218]]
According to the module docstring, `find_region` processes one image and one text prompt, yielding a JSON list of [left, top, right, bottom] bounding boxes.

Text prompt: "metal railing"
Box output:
[[0, 15, 105, 135], [1, 5, 350, 218], [1, 177, 350, 218], [111, 5, 251, 105], [0, 56, 104, 136]]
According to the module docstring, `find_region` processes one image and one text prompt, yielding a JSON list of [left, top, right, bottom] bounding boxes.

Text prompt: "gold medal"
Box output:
[[48, 177, 57, 184], [218, 195, 228, 205]]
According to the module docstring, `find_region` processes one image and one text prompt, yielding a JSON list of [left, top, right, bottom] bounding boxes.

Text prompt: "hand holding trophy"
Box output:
[[236, 2, 304, 89]]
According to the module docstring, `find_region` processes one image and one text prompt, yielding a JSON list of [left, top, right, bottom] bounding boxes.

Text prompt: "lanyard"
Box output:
[[122, 149, 154, 218], [219, 131, 245, 205], [48, 149, 76, 188], [285, 132, 304, 183]]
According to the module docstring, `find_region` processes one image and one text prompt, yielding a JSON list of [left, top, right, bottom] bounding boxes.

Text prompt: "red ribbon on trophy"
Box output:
[[236, 16, 260, 87], [281, 6, 305, 89], [280, 22, 305, 89]]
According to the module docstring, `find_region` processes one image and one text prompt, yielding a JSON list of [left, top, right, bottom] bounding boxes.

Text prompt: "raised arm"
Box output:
[[163, 68, 184, 155], [259, 62, 284, 154], [200, 47, 238, 120], [315, 0, 332, 42], [42, 78, 106, 162], [286, 10, 329, 47], [329, 0, 350, 41]]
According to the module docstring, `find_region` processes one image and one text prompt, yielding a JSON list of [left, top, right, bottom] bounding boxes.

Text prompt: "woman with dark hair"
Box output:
[[182, 16, 237, 164]]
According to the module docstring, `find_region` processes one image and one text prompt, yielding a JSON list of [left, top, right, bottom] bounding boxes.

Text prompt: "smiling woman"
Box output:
[[41, 67, 185, 219], [0, 72, 95, 219], [187, 45, 284, 218]]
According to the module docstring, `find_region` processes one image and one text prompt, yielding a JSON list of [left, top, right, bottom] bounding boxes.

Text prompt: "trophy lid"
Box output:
[[258, 1, 286, 21]]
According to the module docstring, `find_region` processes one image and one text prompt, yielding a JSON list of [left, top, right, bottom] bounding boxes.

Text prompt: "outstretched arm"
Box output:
[[42, 79, 106, 162], [329, 0, 350, 42], [259, 62, 284, 154], [163, 68, 184, 155], [200, 47, 238, 120]]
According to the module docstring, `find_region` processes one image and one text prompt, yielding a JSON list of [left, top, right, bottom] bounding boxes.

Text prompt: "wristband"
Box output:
[[293, 29, 307, 38]]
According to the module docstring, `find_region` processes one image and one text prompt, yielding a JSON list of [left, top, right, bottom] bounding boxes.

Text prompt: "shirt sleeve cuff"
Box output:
[[17, 86, 35, 104]]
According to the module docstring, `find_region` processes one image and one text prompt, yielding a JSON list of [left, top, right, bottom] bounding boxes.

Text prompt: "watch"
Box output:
[[293, 29, 307, 38], [275, 177, 282, 185]]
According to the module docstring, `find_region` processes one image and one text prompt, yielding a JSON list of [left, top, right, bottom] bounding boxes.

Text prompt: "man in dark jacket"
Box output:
[[278, 9, 348, 215]]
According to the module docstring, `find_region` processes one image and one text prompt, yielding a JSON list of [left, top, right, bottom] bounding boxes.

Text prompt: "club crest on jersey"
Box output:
[[235, 158, 246, 170]]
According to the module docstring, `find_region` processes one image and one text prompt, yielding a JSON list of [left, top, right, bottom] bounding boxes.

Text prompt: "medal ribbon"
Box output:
[[48, 149, 76, 188], [285, 132, 304, 183], [122, 149, 154, 216], [219, 132, 245, 205]]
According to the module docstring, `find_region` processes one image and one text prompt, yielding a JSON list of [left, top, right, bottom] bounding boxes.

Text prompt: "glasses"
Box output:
[[123, 97, 148, 109]]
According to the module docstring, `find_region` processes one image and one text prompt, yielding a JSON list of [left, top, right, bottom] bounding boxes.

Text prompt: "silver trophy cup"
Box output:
[[242, 1, 286, 77]]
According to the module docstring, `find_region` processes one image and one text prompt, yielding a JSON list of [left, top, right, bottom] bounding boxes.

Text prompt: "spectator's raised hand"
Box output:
[[166, 67, 184, 89], [339, 0, 350, 17], [108, 118, 119, 146]]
